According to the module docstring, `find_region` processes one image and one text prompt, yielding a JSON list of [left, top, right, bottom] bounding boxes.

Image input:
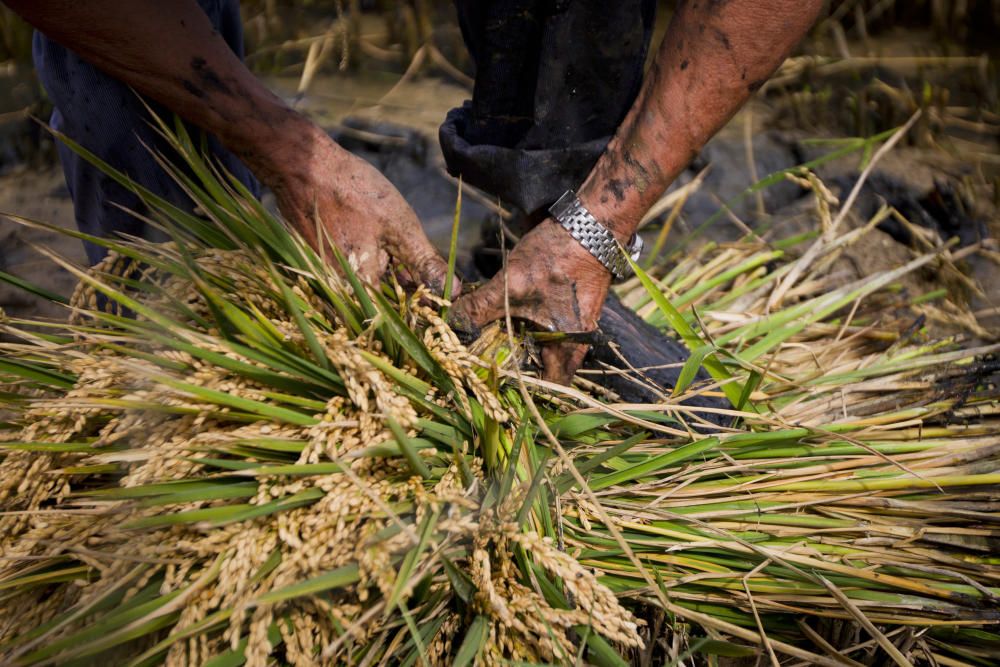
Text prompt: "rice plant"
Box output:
[[0, 116, 997, 666]]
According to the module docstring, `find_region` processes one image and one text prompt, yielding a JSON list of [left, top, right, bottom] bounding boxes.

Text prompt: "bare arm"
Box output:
[[5, 0, 455, 290], [580, 0, 825, 242], [6, 0, 293, 174], [452, 0, 824, 383]]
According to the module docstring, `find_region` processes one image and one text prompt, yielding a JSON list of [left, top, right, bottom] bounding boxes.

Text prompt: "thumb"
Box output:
[[448, 271, 508, 335], [388, 225, 460, 297], [449, 269, 565, 334]]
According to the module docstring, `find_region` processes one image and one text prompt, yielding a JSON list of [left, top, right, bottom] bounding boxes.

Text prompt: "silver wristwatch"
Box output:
[[549, 190, 643, 280]]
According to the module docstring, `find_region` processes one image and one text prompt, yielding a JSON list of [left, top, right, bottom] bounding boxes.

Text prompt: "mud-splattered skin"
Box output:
[[578, 0, 824, 241], [5, 0, 456, 293], [453, 0, 824, 383]]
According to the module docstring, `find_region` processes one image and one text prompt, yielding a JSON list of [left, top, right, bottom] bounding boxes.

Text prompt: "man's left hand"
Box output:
[[449, 219, 611, 384]]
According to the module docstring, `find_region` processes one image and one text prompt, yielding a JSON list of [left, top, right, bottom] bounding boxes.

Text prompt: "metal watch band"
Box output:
[[549, 190, 643, 280]]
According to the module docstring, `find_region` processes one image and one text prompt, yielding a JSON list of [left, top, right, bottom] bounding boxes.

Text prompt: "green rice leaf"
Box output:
[[256, 563, 361, 605], [585, 633, 630, 667], [384, 508, 439, 613], [441, 556, 475, 605], [386, 417, 432, 479], [453, 615, 489, 667], [588, 437, 720, 491], [626, 255, 746, 409], [674, 345, 712, 396], [372, 290, 451, 388], [0, 269, 69, 305]]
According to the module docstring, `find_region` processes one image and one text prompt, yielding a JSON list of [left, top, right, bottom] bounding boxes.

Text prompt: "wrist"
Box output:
[[575, 186, 641, 246], [540, 219, 613, 280], [548, 191, 642, 280], [223, 102, 334, 189]]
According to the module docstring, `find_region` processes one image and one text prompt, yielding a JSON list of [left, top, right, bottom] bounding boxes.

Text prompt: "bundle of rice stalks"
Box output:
[[0, 118, 997, 666]]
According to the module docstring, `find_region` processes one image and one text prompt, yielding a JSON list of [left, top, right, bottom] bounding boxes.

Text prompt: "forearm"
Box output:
[[578, 0, 823, 241], [5, 1, 456, 289], [5, 0, 321, 189]]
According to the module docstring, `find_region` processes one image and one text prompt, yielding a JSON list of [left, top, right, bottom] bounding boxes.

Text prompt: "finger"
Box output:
[[388, 225, 460, 297], [448, 271, 508, 334], [450, 270, 571, 334], [343, 244, 385, 286], [394, 264, 445, 310], [541, 340, 590, 386], [394, 264, 418, 291]]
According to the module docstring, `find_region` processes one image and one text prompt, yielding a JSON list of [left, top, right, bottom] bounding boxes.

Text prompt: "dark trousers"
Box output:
[[35, 1, 656, 264]]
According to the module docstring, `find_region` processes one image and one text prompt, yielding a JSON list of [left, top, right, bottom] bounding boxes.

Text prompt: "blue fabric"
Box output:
[[33, 0, 259, 265]]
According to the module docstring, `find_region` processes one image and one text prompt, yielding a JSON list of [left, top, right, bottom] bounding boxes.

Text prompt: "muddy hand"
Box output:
[[450, 219, 611, 385], [266, 128, 460, 295]]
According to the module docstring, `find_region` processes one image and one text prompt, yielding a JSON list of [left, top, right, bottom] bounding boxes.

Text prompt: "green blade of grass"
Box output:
[[626, 255, 747, 409], [588, 437, 720, 491], [255, 563, 361, 605], [453, 615, 488, 667], [442, 175, 462, 316], [386, 417, 432, 479], [0, 269, 70, 304]]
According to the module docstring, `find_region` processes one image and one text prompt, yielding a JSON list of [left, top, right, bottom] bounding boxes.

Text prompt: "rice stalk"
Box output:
[[0, 117, 997, 665]]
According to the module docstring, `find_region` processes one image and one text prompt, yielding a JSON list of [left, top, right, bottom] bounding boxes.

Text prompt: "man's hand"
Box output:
[[265, 126, 456, 291], [450, 219, 611, 384]]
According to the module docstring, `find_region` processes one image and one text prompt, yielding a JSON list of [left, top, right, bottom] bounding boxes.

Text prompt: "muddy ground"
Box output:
[[0, 13, 996, 338]]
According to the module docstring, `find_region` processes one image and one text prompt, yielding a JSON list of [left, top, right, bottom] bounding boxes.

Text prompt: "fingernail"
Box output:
[[427, 267, 452, 296], [446, 307, 479, 339]]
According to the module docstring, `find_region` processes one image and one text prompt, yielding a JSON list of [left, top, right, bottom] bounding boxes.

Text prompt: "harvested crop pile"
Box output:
[[0, 122, 998, 666]]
